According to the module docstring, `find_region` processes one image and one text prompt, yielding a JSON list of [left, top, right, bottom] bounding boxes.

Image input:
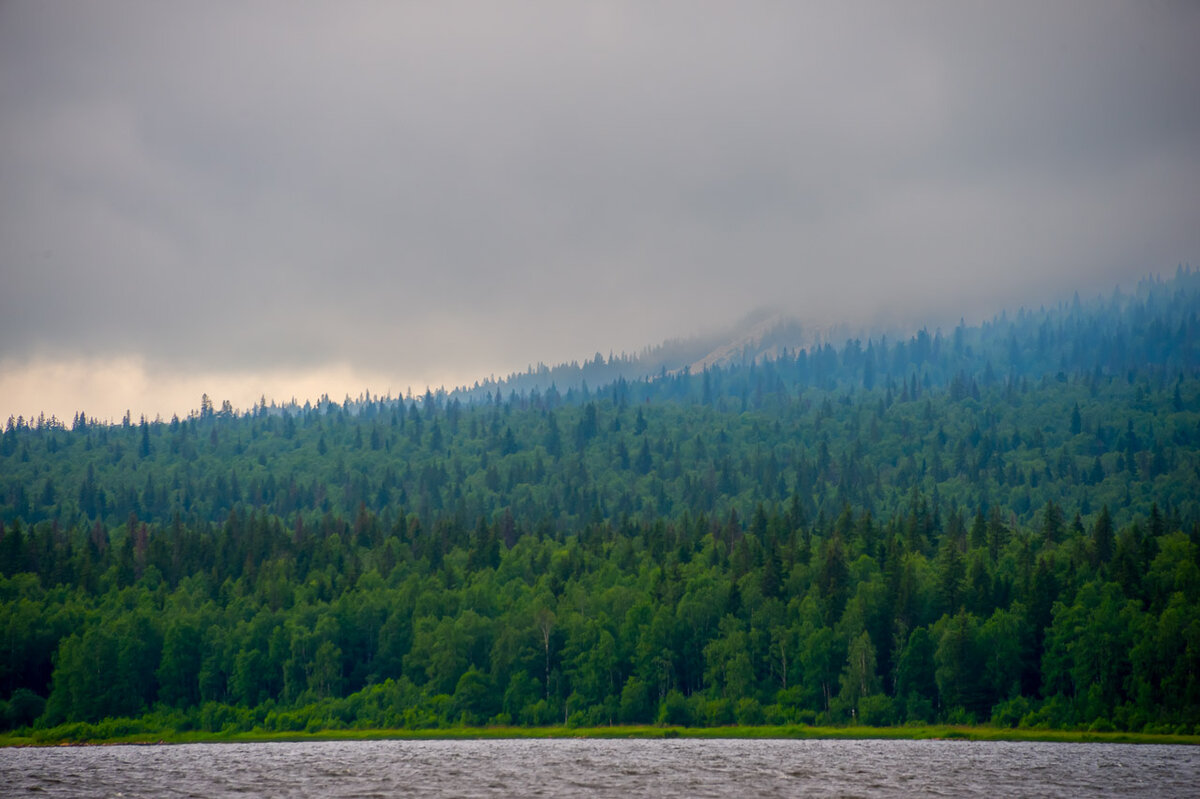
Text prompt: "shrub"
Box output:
[[92, 716, 146, 739], [795, 708, 819, 726], [858, 694, 896, 727], [696, 698, 733, 727], [943, 707, 976, 726], [902, 694, 934, 725], [762, 703, 794, 726], [4, 689, 45, 729], [990, 696, 1033, 729], [657, 690, 691, 727], [735, 698, 764, 726]]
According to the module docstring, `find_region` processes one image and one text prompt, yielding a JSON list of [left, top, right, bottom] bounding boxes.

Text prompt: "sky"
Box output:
[[2, 2, 1198, 423]]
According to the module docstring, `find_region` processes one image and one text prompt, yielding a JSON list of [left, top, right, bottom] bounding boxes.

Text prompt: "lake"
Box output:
[[2, 738, 1198, 797]]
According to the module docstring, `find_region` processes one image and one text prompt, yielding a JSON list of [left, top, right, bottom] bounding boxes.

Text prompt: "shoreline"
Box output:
[[4, 724, 1198, 748]]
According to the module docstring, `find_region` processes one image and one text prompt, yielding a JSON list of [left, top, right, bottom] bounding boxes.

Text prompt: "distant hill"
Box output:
[[435, 266, 1200, 409], [2, 266, 1199, 740], [156, 268, 1194, 423]]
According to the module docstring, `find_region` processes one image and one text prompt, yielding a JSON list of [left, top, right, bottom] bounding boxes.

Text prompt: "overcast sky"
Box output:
[[2, 2, 1198, 422]]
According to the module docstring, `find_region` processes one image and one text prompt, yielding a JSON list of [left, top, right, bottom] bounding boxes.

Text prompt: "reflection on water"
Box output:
[[2, 738, 1198, 798]]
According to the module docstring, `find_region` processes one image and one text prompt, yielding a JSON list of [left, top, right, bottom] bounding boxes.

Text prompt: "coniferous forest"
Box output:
[[2, 271, 1200, 739]]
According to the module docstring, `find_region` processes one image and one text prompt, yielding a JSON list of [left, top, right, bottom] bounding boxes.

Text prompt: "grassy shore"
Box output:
[[3, 724, 1198, 748]]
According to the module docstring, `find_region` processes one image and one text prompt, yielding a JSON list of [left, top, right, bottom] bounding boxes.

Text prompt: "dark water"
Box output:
[[2, 738, 1197, 797]]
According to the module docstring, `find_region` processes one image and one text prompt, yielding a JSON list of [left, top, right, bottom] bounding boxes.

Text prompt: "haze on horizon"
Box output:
[[2, 2, 1198, 423]]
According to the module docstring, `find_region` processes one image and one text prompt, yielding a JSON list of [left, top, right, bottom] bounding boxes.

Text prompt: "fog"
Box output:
[[2, 2, 1198, 421]]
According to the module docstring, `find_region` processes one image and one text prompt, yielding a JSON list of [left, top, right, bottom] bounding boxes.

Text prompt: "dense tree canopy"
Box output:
[[1, 270, 1199, 736]]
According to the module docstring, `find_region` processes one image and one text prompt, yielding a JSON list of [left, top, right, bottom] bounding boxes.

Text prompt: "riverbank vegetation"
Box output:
[[3, 720, 1197, 748], [2, 272, 1199, 742]]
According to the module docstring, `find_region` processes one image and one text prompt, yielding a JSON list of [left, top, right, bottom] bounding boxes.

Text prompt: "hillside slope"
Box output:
[[1, 269, 1198, 737]]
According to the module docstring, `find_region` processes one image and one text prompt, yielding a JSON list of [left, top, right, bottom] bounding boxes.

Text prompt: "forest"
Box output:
[[1, 270, 1198, 739]]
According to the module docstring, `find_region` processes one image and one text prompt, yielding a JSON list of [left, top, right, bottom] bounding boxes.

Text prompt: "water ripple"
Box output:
[[2, 738, 1197, 798]]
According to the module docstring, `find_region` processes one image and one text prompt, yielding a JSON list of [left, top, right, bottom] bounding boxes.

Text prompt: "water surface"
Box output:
[[3, 738, 1197, 797]]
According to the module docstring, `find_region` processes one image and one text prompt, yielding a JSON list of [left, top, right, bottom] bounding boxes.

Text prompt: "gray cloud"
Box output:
[[2, 1, 1198, 409]]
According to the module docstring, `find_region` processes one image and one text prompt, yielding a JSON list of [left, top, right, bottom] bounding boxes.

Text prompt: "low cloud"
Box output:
[[2, 2, 1198, 419]]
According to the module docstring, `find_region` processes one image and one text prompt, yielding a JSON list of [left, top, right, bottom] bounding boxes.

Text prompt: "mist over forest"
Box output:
[[4, 3, 1199, 426], [2, 269, 1199, 740]]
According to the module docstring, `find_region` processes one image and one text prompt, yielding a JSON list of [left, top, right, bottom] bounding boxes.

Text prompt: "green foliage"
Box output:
[[1, 272, 1199, 734]]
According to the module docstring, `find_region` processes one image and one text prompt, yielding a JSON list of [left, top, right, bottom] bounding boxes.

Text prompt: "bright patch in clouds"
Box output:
[[0, 358, 464, 424]]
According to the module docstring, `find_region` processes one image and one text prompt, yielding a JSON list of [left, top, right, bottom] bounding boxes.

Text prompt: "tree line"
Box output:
[[1, 490, 1197, 735], [0, 270, 1198, 735]]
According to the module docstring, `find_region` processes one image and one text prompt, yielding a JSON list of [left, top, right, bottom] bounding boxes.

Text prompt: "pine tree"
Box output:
[[1093, 504, 1115, 564], [1041, 501, 1064, 545]]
